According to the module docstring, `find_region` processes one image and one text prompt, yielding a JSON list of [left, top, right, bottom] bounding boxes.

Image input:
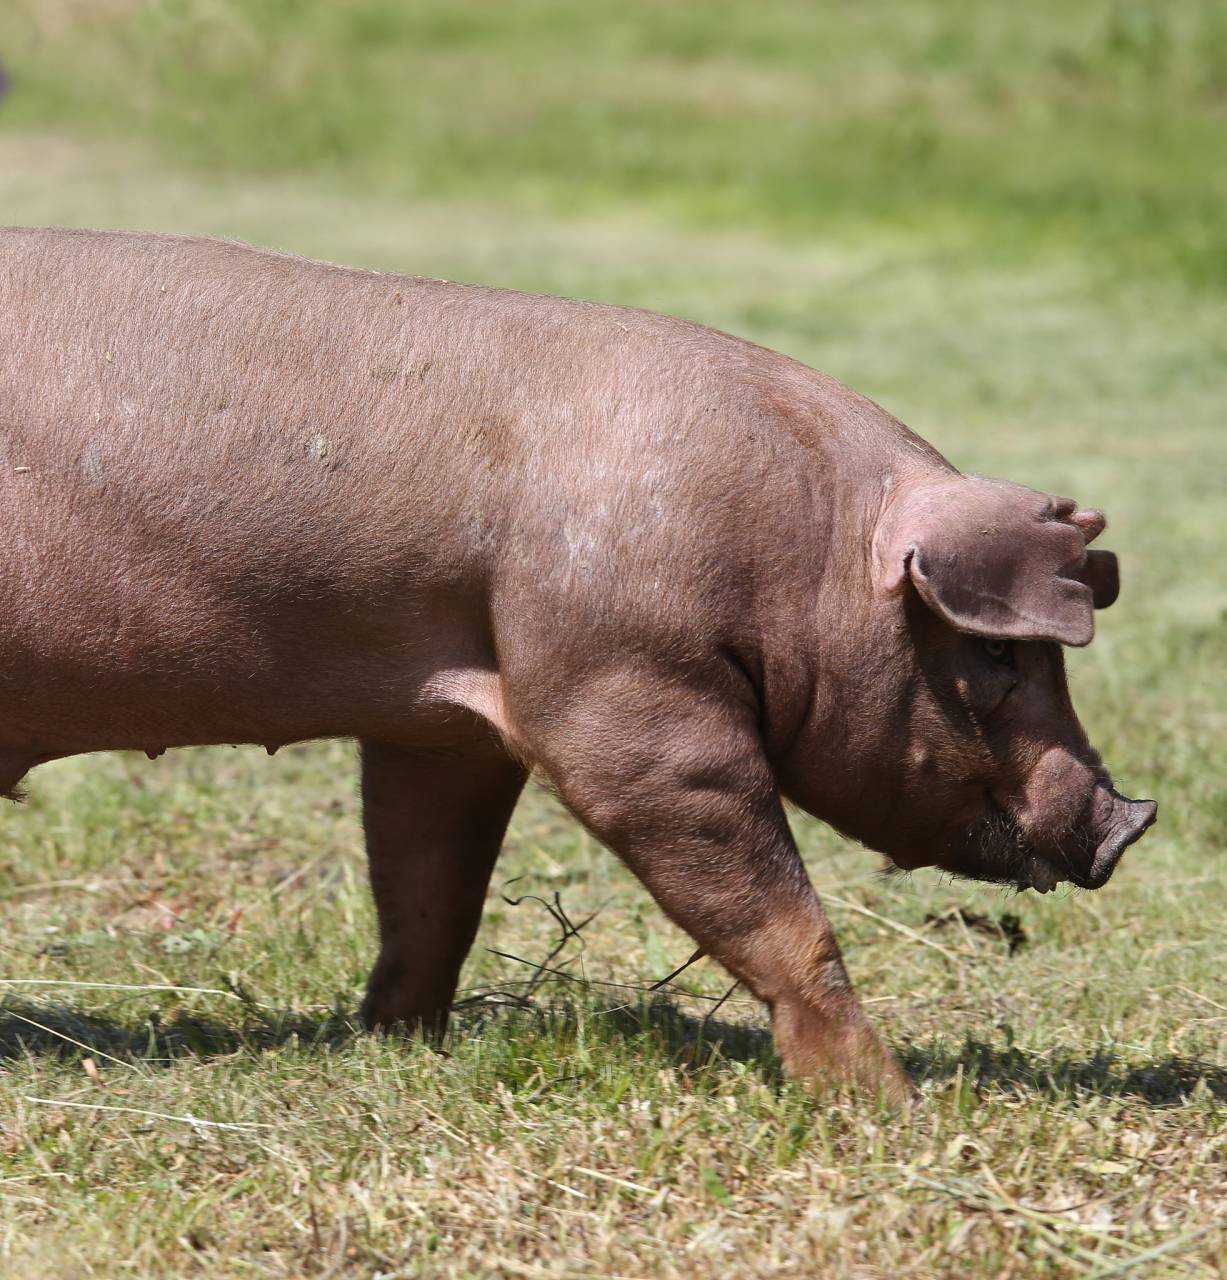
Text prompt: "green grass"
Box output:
[[0, 3, 1225, 1272], [3, 0, 1227, 286]]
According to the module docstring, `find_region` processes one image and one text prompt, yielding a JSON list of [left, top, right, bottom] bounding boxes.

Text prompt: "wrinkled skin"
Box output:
[[780, 596, 1149, 898], [0, 227, 1156, 1104]]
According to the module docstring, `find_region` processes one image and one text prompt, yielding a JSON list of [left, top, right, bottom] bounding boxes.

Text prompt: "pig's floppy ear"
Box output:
[[878, 479, 1119, 647]]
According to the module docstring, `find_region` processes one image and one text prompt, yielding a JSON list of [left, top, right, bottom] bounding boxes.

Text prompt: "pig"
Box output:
[[0, 226, 1155, 1102]]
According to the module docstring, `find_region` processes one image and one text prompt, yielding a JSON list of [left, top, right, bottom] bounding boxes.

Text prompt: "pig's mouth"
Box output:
[[949, 788, 1157, 894], [947, 808, 1065, 893]]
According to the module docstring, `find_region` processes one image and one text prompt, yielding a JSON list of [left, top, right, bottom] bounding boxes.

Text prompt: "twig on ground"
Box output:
[[477, 955, 754, 1006], [499, 884, 603, 998], [823, 895, 967, 962], [648, 947, 706, 991]]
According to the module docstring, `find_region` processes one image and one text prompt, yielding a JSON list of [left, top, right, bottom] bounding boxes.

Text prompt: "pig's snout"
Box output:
[[996, 748, 1154, 892], [1017, 784, 1156, 893], [1074, 786, 1157, 889], [954, 759, 1156, 894]]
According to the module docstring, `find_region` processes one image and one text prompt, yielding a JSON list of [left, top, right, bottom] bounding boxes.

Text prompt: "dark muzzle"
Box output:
[[1073, 787, 1157, 889], [957, 786, 1156, 893]]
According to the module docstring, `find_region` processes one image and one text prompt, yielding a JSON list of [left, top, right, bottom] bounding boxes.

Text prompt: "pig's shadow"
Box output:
[[0, 998, 1221, 1106], [0, 992, 777, 1078], [0, 997, 356, 1065], [900, 1036, 1227, 1106]]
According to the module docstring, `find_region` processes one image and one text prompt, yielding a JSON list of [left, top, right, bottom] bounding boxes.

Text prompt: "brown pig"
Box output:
[[0, 227, 1155, 1102]]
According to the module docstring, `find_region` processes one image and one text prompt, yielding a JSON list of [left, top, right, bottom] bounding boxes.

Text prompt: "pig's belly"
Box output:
[[0, 613, 503, 788]]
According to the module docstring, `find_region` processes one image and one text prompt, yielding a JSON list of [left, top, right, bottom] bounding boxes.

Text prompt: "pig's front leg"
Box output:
[[517, 674, 909, 1103]]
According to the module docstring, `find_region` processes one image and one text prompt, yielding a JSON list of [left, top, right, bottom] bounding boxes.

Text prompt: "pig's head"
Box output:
[[780, 476, 1156, 893]]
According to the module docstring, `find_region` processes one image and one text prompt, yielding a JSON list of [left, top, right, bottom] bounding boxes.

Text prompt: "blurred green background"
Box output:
[[3, 0, 1227, 284]]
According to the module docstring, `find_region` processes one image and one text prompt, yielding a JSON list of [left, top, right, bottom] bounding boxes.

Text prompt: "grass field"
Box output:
[[4, 0, 1227, 286], [0, 2, 1226, 1276]]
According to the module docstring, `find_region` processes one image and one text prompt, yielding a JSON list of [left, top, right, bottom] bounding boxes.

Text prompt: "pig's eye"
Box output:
[[982, 639, 1011, 662]]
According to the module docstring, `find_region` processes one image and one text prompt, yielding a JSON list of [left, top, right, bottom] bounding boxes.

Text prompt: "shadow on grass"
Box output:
[[600, 998, 777, 1073], [901, 1036, 1227, 1107], [0, 996, 357, 1065], [1, 995, 1220, 1106], [0, 991, 778, 1076], [462, 994, 781, 1081]]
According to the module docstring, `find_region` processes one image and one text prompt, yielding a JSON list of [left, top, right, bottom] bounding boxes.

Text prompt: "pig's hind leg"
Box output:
[[359, 740, 528, 1037]]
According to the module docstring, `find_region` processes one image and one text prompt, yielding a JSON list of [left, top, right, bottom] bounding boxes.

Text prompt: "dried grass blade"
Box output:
[[0, 979, 241, 999], [24, 1096, 272, 1130], [822, 895, 966, 961]]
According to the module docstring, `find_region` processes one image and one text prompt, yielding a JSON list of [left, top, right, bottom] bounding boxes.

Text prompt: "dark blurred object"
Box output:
[[0, 58, 8, 108], [925, 908, 1028, 955]]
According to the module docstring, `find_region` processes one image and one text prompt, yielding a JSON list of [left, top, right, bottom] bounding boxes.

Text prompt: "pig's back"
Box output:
[[0, 227, 900, 748], [2, 227, 764, 573]]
